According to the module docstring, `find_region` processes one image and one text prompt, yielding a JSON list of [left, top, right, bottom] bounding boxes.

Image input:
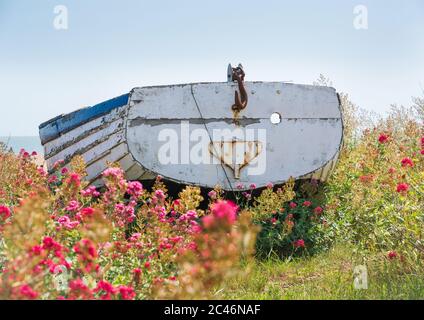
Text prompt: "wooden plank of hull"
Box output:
[[126, 82, 343, 190], [45, 124, 125, 168], [43, 106, 127, 157]]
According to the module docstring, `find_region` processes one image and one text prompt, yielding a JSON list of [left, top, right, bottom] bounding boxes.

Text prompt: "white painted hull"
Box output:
[[40, 82, 343, 190]]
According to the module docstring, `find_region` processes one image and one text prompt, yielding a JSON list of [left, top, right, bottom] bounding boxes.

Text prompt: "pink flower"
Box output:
[[81, 186, 100, 198], [388, 167, 396, 174], [61, 167, 69, 175], [271, 217, 277, 224], [48, 175, 58, 183], [154, 189, 165, 201], [242, 192, 251, 200], [58, 215, 79, 229], [210, 200, 238, 225], [387, 251, 398, 260], [303, 201, 312, 207], [378, 134, 389, 144], [236, 183, 244, 190], [249, 183, 257, 190], [179, 210, 198, 222], [266, 182, 274, 189], [31, 151, 38, 156], [127, 181, 143, 198], [0, 205, 11, 220], [65, 200, 80, 212], [208, 190, 217, 199], [401, 157, 414, 167], [114, 203, 136, 225], [103, 167, 124, 179], [58, 215, 71, 225], [66, 173, 81, 187], [314, 206, 323, 215], [294, 239, 305, 248], [37, 167, 47, 177], [129, 233, 141, 242], [421, 150, 424, 155], [396, 183, 409, 193], [289, 202, 297, 209]]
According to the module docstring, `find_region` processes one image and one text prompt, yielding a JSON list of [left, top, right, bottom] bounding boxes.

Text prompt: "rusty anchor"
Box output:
[[228, 63, 248, 112]]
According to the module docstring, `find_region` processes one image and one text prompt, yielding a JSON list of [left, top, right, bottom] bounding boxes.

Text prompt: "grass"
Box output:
[[220, 245, 424, 300]]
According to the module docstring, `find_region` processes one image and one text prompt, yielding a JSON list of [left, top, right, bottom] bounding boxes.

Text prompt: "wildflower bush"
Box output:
[[254, 197, 328, 258], [0, 148, 257, 300], [324, 104, 424, 267]]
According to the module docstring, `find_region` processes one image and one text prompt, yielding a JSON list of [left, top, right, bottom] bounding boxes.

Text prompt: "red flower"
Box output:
[[378, 134, 389, 144], [294, 239, 305, 248], [19, 284, 38, 299], [144, 261, 151, 269], [0, 205, 11, 220], [73, 239, 98, 272], [396, 183, 409, 193], [401, 157, 414, 167], [133, 268, 142, 284], [66, 172, 81, 187], [289, 202, 297, 209], [314, 206, 323, 215], [31, 245, 43, 256], [94, 280, 117, 300], [359, 175, 374, 184], [69, 279, 93, 299], [387, 251, 398, 260], [118, 285, 136, 300], [42, 236, 62, 251], [303, 201, 312, 207], [77, 207, 95, 221]]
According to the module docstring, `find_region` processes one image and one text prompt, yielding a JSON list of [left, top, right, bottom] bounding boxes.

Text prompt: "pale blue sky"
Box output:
[[1, 0, 423, 136]]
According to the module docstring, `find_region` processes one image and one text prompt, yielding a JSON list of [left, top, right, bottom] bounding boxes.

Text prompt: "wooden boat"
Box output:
[[39, 66, 343, 191]]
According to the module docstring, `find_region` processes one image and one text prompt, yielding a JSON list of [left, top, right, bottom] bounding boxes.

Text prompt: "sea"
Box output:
[[0, 136, 44, 155]]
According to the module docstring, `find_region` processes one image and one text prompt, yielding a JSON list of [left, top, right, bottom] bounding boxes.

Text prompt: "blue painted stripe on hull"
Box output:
[[39, 93, 129, 145]]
